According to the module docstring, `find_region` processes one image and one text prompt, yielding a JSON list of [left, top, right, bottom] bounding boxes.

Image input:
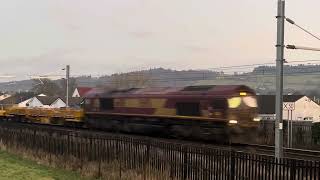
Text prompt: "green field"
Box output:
[[195, 73, 320, 92], [0, 151, 89, 180]]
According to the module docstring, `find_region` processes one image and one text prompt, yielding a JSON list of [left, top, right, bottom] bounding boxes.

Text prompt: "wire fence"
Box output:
[[0, 122, 319, 180]]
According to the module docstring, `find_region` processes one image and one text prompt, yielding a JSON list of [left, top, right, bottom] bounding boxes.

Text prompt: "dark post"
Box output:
[[230, 151, 235, 180], [275, 0, 285, 159], [143, 141, 150, 180], [66, 65, 70, 108], [98, 138, 102, 178], [290, 159, 296, 180], [182, 146, 189, 180]]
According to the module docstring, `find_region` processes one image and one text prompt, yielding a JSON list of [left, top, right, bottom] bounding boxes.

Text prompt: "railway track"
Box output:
[[1, 120, 320, 161], [238, 144, 320, 161]]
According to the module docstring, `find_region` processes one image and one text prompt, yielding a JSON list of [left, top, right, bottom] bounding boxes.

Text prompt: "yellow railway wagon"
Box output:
[[5, 107, 84, 125], [0, 110, 6, 117]]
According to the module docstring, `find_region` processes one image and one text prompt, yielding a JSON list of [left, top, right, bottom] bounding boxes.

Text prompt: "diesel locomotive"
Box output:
[[1, 85, 260, 143], [84, 85, 260, 142]]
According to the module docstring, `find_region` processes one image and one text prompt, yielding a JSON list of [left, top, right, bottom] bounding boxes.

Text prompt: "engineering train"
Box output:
[[0, 85, 260, 143]]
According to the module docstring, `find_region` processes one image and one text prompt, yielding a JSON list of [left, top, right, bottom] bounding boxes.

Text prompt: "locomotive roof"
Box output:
[[85, 85, 255, 98]]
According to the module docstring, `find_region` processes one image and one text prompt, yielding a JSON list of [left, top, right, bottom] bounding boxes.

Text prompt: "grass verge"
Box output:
[[0, 150, 90, 180]]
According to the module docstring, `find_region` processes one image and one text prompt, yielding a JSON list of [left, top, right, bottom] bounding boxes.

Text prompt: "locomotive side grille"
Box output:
[[176, 102, 200, 116]]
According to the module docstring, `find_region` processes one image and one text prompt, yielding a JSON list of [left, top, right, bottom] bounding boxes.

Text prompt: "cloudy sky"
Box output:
[[0, 0, 319, 80]]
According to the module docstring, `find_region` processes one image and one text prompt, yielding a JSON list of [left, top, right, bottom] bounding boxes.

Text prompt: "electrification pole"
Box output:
[[66, 65, 70, 108], [275, 0, 285, 159]]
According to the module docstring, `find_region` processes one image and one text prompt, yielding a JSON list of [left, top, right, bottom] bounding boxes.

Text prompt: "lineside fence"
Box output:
[[258, 120, 320, 149], [0, 122, 319, 179]]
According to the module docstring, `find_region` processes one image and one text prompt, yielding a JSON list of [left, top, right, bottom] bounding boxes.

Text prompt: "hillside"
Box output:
[[0, 68, 220, 93], [0, 65, 319, 97]]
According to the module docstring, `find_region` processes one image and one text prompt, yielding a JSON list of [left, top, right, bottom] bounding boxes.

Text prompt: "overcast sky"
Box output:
[[0, 0, 319, 80]]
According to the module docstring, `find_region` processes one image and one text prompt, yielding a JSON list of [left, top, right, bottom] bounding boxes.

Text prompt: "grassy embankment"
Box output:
[[0, 150, 89, 180]]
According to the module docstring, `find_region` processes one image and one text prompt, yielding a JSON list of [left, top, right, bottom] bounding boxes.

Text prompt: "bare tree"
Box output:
[[110, 72, 152, 89], [58, 77, 78, 97], [31, 79, 63, 96]]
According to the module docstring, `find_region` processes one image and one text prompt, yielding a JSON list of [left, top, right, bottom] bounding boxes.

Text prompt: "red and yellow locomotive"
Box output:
[[84, 85, 260, 142], [1, 85, 259, 143]]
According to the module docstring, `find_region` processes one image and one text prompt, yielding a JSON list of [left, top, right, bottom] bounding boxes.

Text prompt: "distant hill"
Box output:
[[0, 68, 220, 92], [1, 65, 320, 97], [0, 80, 34, 93], [252, 64, 320, 75]]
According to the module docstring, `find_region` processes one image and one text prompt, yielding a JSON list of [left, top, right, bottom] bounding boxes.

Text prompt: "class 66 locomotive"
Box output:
[[0, 85, 260, 144], [84, 85, 260, 143]]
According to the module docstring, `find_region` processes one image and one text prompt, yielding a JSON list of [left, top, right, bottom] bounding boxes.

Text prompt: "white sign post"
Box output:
[[283, 102, 294, 147], [283, 102, 295, 111]]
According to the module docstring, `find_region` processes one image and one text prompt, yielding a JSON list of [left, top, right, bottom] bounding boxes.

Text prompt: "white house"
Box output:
[[0, 93, 35, 108], [18, 98, 34, 107], [72, 87, 93, 97], [0, 94, 11, 101], [18, 94, 47, 107], [285, 96, 320, 121], [25, 97, 45, 108], [258, 95, 320, 122], [23, 96, 66, 108], [50, 98, 66, 108]]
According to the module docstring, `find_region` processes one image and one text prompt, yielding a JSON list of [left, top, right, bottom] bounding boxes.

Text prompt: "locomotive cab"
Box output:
[[223, 91, 260, 143], [226, 91, 259, 127]]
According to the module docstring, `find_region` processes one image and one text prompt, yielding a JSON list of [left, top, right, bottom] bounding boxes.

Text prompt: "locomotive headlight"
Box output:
[[253, 117, 261, 122], [243, 96, 257, 108], [229, 120, 238, 124], [228, 97, 241, 108], [239, 92, 247, 96]]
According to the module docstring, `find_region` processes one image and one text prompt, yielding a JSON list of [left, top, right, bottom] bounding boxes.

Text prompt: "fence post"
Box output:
[[143, 140, 150, 180], [80, 136, 84, 171], [49, 131, 52, 165], [65, 133, 70, 169], [97, 138, 102, 178], [290, 159, 296, 180], [230, 151, 235, 180], [117, 138, 122, 179], [183, 146, 189, 180], [33, 129, 36, 157]]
